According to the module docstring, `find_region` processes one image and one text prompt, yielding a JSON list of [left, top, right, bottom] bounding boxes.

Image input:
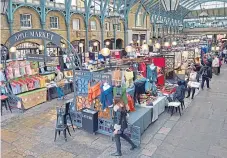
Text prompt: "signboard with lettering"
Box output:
[[7, 29, 62, 48], [26, 54, 45, 62]]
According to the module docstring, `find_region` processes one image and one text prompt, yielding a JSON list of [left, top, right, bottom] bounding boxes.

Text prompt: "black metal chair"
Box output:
[[54, 107, 71, 142], [64, 102, 75, 131]]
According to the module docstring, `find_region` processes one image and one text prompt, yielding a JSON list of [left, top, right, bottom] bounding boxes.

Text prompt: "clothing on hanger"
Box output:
[[139, 62, 147, 77], [124, 70, 134, 88], [88, 81, 101, 102], [113, 85, 128, 104], [147, 64, 157, 82], [100, 84, 113, 110]]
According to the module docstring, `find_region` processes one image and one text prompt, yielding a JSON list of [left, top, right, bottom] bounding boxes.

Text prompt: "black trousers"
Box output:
[[115, 131, 135, 153], [187, 87, 196, 99], [201, 77, 210, 89], [218, 66, 221, 74]]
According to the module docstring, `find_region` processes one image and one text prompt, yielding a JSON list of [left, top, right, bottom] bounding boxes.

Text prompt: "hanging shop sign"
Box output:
[[26, 54, 45, 62], [6, 29, 62, 48], [26, 54, 57, 63]]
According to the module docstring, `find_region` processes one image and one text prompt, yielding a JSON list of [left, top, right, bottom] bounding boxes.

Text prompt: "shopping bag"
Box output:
[[188, 81, 200, 88]]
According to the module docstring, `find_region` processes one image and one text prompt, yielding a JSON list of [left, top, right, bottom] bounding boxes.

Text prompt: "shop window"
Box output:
[[20, 14, 32, 28], [136, 11, 143, 27], [105, 22, 110, 31], [46, 42, 59, 56], [90, 20, 97, 30], [73, 19, 80, 30], [50, 16, 59, 29], [117, 24, 121, 31], [15, 42, 39, 58]]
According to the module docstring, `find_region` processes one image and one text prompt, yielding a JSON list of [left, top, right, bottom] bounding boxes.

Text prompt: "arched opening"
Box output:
[[104, 39, 112, 49], [116, 39, 123, 49], [89, 40, 100, 52]]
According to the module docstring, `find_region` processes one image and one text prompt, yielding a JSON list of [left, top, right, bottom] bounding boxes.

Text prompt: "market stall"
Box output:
[[2, 29, 82, 110]]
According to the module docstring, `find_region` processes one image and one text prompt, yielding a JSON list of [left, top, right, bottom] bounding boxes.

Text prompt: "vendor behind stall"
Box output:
[[54, 68, 65, 100]]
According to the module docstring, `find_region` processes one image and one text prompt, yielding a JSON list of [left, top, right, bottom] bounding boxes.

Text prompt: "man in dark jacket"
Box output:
[[199, 64, 212, 89], [173, 81, 186, 109]]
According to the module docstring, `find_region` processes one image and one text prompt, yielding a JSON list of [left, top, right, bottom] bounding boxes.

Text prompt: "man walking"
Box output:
[[199, 64, 212, 90]]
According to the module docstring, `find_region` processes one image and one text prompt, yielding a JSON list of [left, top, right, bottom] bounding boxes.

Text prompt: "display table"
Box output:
[[140, 96, 168, 122], [128, 107, 151, 134], [47, 82, 73, 100], [128, 96, 168, 134], [17, 88, 47, 109]]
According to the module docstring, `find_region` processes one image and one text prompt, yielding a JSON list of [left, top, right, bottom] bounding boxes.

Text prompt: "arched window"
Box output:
[[136, 11, 143, 27]]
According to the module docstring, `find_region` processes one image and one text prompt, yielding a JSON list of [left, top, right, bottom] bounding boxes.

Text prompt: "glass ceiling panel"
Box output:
[[192, 1, 227, 10]]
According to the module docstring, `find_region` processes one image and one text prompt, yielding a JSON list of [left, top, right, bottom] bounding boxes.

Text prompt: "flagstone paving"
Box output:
[[1, 65, 227, 158]]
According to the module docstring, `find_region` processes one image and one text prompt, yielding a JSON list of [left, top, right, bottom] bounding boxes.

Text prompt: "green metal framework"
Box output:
[[9, 0, 224, 50]]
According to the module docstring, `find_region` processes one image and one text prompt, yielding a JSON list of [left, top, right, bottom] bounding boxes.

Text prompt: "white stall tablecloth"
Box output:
[[140, 96, 168, 122]]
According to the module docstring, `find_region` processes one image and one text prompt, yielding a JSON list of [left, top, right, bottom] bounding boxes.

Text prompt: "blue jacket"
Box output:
[[173, 85, 186, 101], [147, 65, 157, 82], [100, 86, 113, 110]]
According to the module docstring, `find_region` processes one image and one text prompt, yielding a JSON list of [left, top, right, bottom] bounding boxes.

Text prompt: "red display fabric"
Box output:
[[139, 62, 147, 77], [152, 57, 165, 68], [157, 74, 165, 86]]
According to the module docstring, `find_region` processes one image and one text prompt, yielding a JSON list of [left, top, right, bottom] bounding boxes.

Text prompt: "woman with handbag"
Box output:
[[54, 68, 65, 100], [186, 68, 198, 99], [111, 98, 137, 156]]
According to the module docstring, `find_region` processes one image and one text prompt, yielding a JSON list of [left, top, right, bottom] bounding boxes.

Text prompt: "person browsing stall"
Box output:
[[54, 68, 65, 100]]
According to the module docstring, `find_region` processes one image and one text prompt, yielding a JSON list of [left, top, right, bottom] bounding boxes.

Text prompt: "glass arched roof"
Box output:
[[192, 1, 227, 10]]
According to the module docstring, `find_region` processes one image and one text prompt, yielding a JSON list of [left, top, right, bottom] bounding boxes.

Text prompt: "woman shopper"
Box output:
[[111, 98, 137, 156], [54, 68, 65, 100], [186, 68, 198, 99], [218, 56, 222, 74], [212, 54, 220, 75]]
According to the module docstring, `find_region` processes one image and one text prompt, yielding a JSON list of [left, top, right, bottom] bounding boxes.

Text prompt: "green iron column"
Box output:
[[40, 0, 47, 57], [65, 0, 72, 42], [8, 0, 13, 35], [100, 0, 110, 48], [84, 0, 92, 52]]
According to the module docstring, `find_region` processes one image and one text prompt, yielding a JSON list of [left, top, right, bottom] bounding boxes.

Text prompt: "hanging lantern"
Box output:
[[125, 46, 132, 53], [93, 42, 98, 46], [61, 43, 66, 48], [211, 46, 215, 51], [161, 0, 180, 11], [101, 48, 110, 56], [199, 10, 208, 24], [142, 44, 149, 51], [105, 41, 110, 46], [164, 42, 170, 47], [38, 45, 45, 51], [79, 43, 84, 48], [155, 43, 161, 49], [172, 41, 177, 46], [9, 47, 16, 53], [0, 0, 9, 15]]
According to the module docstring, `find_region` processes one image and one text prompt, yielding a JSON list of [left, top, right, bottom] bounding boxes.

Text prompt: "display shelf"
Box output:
[[17, 88, 47, 109]]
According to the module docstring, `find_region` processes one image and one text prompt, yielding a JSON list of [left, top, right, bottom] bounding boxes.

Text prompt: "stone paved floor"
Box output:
[[1, 65, 227, 158]]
